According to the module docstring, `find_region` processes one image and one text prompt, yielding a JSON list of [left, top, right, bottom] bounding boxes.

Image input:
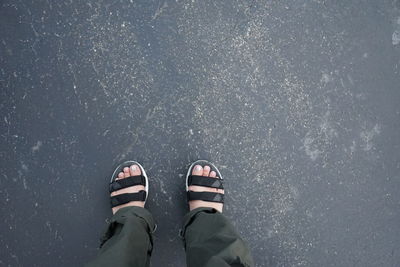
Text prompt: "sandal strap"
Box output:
[[188, 175, 224, 189], [187, 191, 224, 203], [110, 191, 147, 208], [109, 175, 146, 193]]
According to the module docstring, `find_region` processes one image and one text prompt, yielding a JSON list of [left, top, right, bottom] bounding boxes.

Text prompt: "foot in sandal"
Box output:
[[109, 161, 149, 214], [186, 160, 225, 213]]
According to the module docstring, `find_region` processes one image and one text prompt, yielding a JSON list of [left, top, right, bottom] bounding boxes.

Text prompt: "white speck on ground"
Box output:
[[350, 140, 356, 154], [21, 162, 29, 172], [360, 124, 381, 151], [302, 111, 337, 161], [22, 178, 28, 190], [31, 141, 42, 153], [393, 17, 400, 45], [393, 31, 400, 45], [321, 73, 332, 84], [320, 111, 337, 139], [303, 133, 322, 161]]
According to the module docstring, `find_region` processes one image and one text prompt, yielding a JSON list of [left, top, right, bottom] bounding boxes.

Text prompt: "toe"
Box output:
[[123, 167, 130, 178], [130, 164, 141, 176], [203, 165, 211, 177], [209, 171, 217, 178], [117, 172, 124, 180], [192, 164, 203, 175]]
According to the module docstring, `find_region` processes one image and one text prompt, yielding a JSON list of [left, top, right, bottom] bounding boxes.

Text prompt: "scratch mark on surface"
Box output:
[[152, 2, 168, 20]]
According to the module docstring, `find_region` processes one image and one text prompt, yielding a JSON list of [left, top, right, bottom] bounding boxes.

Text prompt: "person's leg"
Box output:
[[86, 163, 156, 267], [86, 206, 155, 267], [182, 163, 254, 267]]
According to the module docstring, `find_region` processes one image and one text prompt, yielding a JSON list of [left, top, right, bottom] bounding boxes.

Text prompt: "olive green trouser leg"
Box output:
[[182, 207, 254, 267], [86, 206, 156, 267]]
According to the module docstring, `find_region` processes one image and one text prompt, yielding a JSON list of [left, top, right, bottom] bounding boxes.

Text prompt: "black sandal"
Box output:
[[109, 160, 149, 208], [185, 160, 224, 204]]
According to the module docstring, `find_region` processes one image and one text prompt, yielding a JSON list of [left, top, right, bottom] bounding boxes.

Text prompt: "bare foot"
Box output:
[[188, 164, 224, 213], [111, 164, 145, 214]]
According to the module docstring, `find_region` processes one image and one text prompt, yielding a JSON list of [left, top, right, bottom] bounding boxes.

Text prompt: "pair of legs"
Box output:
[[86, 161, 254, 267]]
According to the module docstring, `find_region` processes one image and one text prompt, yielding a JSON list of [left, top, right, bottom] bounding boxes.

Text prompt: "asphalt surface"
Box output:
[[1, 1, 400, 266]]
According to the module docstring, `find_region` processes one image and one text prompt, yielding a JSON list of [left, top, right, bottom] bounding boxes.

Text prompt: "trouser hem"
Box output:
[[100, 206, 155, 247]]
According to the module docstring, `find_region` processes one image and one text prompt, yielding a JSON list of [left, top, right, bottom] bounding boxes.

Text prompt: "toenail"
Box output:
[[195, 165, 202, 171], [131, 165, 137, 171]]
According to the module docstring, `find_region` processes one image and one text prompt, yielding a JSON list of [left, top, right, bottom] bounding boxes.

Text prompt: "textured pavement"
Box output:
[[1, 1, 400, 266]]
